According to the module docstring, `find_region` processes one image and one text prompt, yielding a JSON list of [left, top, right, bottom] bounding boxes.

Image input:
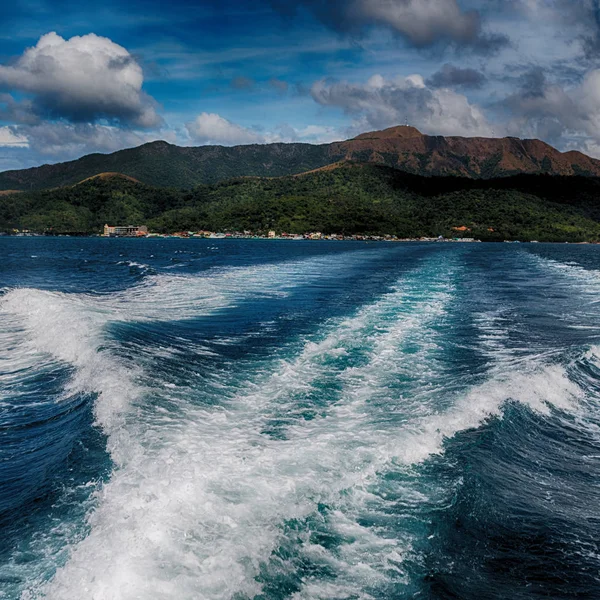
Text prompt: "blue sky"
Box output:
[[0, 0, 599, 170]]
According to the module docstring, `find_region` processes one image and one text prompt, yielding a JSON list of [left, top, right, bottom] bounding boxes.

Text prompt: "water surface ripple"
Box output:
[[0, 238, 599, 600]]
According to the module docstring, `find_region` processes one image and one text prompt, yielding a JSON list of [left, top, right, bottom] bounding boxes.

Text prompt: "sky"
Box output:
[[1, 0, 600, 171]]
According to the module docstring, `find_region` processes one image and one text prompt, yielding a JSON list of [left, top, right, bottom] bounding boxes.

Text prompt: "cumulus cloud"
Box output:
[[502, 67, 600, 147], [267, 123, 342, 143], [186, 113, 264, 145], [311, 73, 493, 137], [271, 0, 508, 51], [0, 126, 28, 148], [184, 113, 344, 146], [0, 32, 161, 127], [427, 64, 487, 89]]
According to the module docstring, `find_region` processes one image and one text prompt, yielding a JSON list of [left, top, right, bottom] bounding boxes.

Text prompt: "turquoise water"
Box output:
[[1, 238, 599, 599]]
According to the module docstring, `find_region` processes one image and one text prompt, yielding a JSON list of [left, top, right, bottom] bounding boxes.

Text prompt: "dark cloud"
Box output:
[[499, 67, 600, 147], [427, 64, 487, 89], [534, 0, 600, 59], [0, 94, 39, 125], [512, 0, 600, 60], [468, 31, 510, 55], [582, 0, 600, 57], [517, 67, 547, 98], [270, 0, 508, 52]]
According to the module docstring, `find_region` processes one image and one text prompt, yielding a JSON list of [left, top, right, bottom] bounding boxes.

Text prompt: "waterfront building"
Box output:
[[103, 225, 148, 237]]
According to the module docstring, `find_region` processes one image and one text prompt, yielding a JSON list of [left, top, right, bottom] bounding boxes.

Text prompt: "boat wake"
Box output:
[[0, 247, 593, 599]]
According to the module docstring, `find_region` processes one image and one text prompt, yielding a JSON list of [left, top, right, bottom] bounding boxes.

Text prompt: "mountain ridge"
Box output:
[[1, 125, 599, 191]]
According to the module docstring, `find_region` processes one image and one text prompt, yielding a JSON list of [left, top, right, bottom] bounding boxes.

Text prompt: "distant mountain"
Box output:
[[332, 126, 600, 178], [4, 162, 600, 242], [1, 125, 600, 191]]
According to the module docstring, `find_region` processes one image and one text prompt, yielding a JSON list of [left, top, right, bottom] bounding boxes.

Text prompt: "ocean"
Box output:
[[0, 238, 599, 599]]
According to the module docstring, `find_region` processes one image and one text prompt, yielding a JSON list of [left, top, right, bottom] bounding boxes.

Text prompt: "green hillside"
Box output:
[[0, 141, 334, 191], [3, 163, 600, 242]]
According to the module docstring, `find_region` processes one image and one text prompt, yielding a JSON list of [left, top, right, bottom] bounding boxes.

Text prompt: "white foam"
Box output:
[[25, 255, 458, 599], [530, 254, 600, 311], [15, 251, 586, 600], [1, 250, 385, 434], [391, 364, 580, 465], [0, 288, 142, 438], [117, 260, 150, 271]]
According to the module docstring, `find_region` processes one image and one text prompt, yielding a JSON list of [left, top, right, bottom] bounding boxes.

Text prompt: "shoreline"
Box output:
[[1, 234, 596, 244]]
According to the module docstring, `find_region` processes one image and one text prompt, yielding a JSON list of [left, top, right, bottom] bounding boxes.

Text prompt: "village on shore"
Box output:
[[97, 224, 482, 242], [8, 223, 564, 243]]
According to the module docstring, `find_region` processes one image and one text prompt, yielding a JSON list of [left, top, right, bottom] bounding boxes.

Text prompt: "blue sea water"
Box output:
[[1, 238, 600, 599]]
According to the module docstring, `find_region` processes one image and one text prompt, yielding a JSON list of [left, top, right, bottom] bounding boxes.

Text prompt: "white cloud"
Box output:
[[184, 113, 345, 147], [185, 113, 264, 145], [504, 68, 600, 147], [264, 123, 343, 144], [0, 126, 28, 148], [0, 32, 161, 127], [311, 74, 494, 137], [294, 125, 342, 143]]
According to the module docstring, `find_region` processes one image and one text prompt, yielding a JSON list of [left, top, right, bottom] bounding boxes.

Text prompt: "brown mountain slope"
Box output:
[[328, 126, 600, 178], [0, 125, 599, 191]]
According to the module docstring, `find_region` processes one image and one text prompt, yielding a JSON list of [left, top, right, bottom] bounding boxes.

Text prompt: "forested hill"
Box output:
[[0, 141, 330, 191], [2, 125, 600, 191], [3, 164, 600, 242]]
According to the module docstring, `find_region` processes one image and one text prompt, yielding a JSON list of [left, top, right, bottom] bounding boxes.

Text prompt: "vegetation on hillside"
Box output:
[[2, 164, 600, 242], [0, 142, 333, 191]]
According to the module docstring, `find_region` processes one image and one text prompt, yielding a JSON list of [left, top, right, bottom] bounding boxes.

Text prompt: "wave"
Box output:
[[9, 253, 453, 599], [0, 288, 142, 436], [0, 250, 392, 436], [116, 260, 151, 273], [13, 249, 587, 599], [527, 253, 600, 309], [277, 275, 583, 597]]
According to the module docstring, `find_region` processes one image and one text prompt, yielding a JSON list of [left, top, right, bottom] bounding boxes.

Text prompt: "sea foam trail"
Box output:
[[0, 250, 385, 437], [37, 252, 570, 600], [286, 361, 583, 600], [23, 254, 459, 600], [20, 251, 584, 600], [282, 275, 583, 598], [526, 247, 600, 428], [0, 248, 410, 598]]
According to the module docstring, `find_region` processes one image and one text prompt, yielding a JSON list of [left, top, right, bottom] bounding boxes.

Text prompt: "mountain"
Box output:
[[4, 162, 600, 242], [331, 126, 600, 178], [1, 126, 600, 191], [0, 141, 332, 191]]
